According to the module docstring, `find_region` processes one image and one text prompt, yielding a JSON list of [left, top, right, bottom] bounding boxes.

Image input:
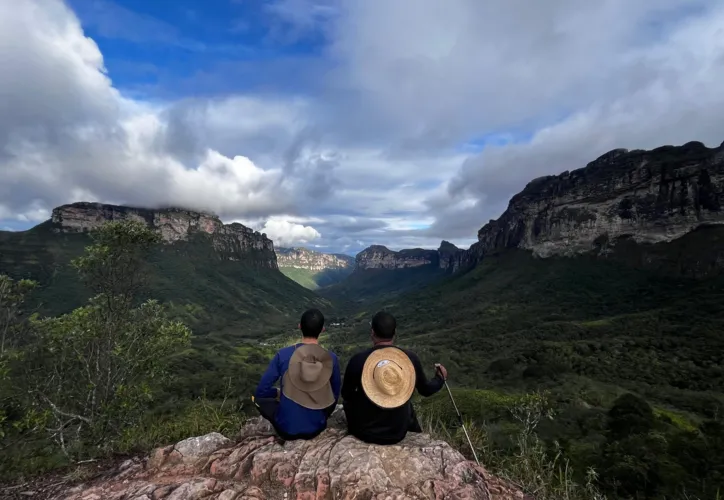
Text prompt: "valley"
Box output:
[[2, 139, 724, 499]]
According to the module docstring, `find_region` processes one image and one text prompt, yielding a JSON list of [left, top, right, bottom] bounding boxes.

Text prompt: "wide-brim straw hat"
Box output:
[[282, 344, 335, 410], [361, 347, 415, 409]]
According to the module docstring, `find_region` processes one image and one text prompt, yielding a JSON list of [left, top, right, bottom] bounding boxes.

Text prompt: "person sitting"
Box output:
[[341, 310, 448, 445], [253, 308, 341, 440]]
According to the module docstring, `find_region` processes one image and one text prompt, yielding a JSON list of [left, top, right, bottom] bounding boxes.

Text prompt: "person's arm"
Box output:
[[324, 354, 343, 417], [409, 351, 444, 397], [330, 354, 342, 402], [254, 352, 281, 399]]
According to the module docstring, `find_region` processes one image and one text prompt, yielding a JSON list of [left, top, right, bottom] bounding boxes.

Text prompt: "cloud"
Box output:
[[259, 218, 322, 247], [321, 0, 716, 150], [1, 0, 723, 255], [437, 0, 724, 234], [0, 0, 299, 223]]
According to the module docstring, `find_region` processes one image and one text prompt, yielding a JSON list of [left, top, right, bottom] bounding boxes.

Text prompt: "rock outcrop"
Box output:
[[49, 410, 527, 500], [276, 247, 354, 272], [471, 140, 724, 260], [51, 202, 277, 268], [355, 245, 441, 270]]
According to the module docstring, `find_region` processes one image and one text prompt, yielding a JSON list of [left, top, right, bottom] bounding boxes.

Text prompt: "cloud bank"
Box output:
[[0, 0, 722, 252]]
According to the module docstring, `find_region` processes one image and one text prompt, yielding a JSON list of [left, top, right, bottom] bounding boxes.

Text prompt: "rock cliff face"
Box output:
[[471, 140, 724, 260], [355, 245, 441, 270], [276, 247, 354, 271], [48, 409, 526, 500], [51, 202, 277, 268]]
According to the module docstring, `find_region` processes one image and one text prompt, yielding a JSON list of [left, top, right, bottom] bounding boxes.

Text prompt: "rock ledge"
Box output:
[[50, 411, 527, 500]]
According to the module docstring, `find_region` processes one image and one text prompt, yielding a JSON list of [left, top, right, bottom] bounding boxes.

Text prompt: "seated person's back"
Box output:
[[341, 311, 447, 445], [254, 309, 341, 439]]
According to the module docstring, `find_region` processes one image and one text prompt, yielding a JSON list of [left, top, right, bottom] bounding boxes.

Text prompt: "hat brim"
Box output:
[[286, 345, 334, 392], [281, 344, 335, 410], [361, 347, 416, 409]]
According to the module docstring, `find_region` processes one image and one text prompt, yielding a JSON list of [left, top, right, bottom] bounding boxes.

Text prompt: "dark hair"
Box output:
[[300, 308, 324, 338], [371, 311, 396, 340]]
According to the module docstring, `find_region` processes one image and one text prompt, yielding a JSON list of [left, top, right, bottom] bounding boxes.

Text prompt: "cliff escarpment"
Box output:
[[473, 141, 724, 260], [354, 245, 440, 270], [52, 202, 277, 268], [276, 247, 353, 271]]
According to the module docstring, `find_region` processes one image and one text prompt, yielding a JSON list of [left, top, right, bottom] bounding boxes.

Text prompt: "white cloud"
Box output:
[[259, 218, 322, 247], [1, 0, 723, 254], [0, 0, 298, 225]]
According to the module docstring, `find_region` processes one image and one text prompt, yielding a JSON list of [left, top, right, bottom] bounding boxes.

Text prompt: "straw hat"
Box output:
[[282, 344, 335, 410], [361, 347, 416, 408]]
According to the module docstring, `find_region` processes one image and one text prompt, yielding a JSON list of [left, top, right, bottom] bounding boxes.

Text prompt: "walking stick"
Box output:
[[436, 365, 480, 466]]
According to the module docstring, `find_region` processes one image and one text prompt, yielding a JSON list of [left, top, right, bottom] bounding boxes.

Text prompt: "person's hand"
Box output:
[[435, 363, 448, 380]]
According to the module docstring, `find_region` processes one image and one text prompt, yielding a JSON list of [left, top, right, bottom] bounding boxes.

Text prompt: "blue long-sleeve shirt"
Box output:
[[255, 343, 341, 436]]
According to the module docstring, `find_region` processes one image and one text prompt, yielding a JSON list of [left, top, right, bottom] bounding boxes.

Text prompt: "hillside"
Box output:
[[0, 203, 328, 335], [463, 140, 724, 275], [318, 140, 724, 500], [275, 246, 354, 289], [3, 141, 724, 499]]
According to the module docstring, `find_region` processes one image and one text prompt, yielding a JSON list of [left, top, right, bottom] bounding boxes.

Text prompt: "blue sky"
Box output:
[[67, 0, 331, 97], [1, 0, 723, 254]]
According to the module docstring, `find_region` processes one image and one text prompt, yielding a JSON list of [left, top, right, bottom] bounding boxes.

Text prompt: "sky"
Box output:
[[1, 0, 723, 254]]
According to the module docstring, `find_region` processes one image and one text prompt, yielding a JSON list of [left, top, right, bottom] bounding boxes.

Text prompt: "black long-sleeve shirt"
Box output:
[[341, 345, 444, 444]]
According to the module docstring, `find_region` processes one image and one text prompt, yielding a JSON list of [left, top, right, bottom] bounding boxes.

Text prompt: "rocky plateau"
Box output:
[[471, 140, 724, 259], [354, 245, 441, 271], [51, 202, 278, 268], [276, 247, 354, 272], [356, 140, 724, 276]]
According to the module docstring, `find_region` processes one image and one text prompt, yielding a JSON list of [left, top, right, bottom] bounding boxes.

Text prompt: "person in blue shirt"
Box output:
[[253, 309, 341, 440]]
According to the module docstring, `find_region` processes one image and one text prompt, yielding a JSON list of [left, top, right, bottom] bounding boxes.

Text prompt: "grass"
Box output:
[[279, 266, 354, 290]]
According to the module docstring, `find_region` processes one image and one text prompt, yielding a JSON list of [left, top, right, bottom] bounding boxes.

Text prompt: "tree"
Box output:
[[0, 274, 37, 440], [21, 221, 191, 455], [0, 274, 37, 355]]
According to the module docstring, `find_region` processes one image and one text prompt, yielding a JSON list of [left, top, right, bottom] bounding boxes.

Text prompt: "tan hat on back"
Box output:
[[282, 344, 335, 410], [361, 347, 416, 409]]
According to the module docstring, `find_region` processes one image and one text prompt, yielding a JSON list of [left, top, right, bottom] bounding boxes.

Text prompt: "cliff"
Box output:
[[276, 247, 354, 271], [44, 409, 526, 500], [472, 140, 724, 260], [51, 202, 277, 268], [355, 245, 440, 270]]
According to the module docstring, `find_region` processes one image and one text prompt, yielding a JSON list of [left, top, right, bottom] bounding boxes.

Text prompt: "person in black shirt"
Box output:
[[341, 311, 448, 444]]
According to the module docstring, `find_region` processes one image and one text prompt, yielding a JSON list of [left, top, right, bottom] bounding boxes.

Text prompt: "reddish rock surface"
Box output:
[[44, 411, 528, 500]]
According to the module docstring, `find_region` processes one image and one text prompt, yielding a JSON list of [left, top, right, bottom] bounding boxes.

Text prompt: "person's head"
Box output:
[[370, 311, 396, 342], [299, 308, 325, 339]]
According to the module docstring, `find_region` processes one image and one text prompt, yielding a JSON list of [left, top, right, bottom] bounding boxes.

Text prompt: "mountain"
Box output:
[[459, 140, 724, 275], [319, 244, 453, 311], [275, 246, 354, 289], [354, 245, 440, 269], [0, 202, 328, 335], [322, 139, 724, 500]]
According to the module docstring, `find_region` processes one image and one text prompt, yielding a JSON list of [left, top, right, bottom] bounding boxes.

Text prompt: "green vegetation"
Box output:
[[278, 266, 355, 290], [2, 217, 724, 499], [320, 234, 724, 499], [0, 222, 329, 335], [319, 265, 445, 312]]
